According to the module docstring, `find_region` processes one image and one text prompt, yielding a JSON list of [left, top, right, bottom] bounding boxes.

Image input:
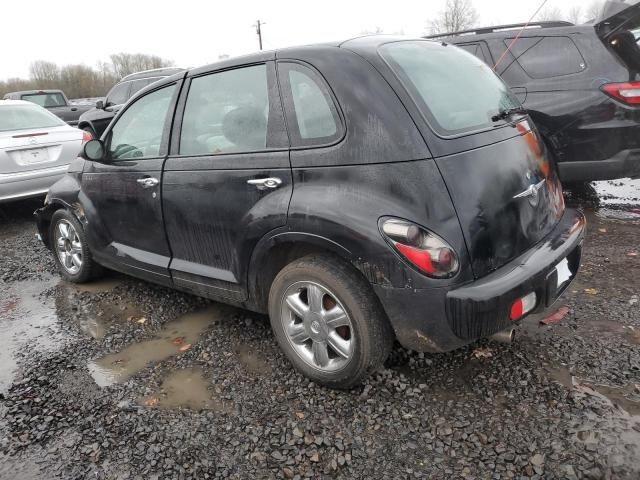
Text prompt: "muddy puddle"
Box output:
[[0, 277, 64, 393], [547, 366, 640, 417], [88, 307, 223, 387], [573, 179, 640, 220], [140, 368, 234, 412]]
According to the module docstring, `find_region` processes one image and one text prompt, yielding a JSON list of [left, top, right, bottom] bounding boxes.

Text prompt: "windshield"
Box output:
[[21, 92, 66, 108], [380, 41, 521, 136], [0, 104, 65, 131]]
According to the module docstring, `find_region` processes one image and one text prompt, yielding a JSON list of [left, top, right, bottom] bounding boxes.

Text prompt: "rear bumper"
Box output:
[[0, 165, 68, 203], [558, 149, 640, 182], [374, 208, 586, 352]]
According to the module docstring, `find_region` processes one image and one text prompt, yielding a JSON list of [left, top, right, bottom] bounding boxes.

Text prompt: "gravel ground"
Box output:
[[0, 181, 639, 480]]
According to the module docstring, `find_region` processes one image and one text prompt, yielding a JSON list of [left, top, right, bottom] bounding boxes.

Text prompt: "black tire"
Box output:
[[50, 209, 102, 283], [268, 254, 394, 389]]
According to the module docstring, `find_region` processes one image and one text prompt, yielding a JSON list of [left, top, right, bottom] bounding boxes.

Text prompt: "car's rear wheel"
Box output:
[[268, 254, 393, 389], [50, 209, 102, 283]]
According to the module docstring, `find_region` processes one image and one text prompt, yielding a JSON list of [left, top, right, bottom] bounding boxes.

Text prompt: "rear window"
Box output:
[[380, 41, 520, 135], [0, 104, 65, 131], [21, 92, 66, 108]]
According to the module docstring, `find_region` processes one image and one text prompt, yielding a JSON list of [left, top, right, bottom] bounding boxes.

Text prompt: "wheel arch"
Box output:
[[248, 231, 367, 312]]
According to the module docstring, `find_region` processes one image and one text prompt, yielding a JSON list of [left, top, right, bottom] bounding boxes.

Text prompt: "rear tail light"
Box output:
[[510, 292, 537, 321], [82, 130, 93, 143], [380, 218, 459, 278], [600, 82, 640, 106]]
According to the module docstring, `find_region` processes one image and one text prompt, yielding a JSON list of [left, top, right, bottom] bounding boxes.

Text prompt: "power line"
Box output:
[[492, 0, 550, 71]]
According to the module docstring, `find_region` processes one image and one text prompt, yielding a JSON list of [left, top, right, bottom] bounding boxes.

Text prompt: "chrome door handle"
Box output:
[[247, 177, 282, 191], [137, 177, 159, 188]]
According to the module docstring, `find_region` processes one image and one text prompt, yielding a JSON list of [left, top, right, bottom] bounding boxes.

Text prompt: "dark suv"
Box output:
[[429, 0, 640, 182], [78, 67, 184, 139], [36, 36, 585, 388]]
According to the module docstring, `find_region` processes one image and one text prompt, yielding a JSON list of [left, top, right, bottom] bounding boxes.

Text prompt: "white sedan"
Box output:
[[0, 100, 89, 203]]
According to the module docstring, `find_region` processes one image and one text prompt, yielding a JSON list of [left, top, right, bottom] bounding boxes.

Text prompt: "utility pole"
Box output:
[[254, 20, 265, 50]]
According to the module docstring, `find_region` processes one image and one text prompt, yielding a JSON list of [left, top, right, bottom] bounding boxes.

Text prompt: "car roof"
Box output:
[[120, 67, 187, 82], [426, 21, 594, 41]]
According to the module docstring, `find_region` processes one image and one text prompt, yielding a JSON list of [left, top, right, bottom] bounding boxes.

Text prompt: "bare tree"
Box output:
[[428, 0, 479, 35], [567, 6, 584, 24], [360, 26, 385, 35], [109, 53, 173, 78], [0, 52, 175, 99], [29, 61, 60, 87], [537, 7, 564, 22]]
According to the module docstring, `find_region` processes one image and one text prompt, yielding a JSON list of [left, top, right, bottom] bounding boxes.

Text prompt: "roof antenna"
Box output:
[[493, 0, 550, 71]]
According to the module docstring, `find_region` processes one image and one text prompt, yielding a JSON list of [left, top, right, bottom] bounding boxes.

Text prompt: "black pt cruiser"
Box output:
[[36, 36, 586, 389]]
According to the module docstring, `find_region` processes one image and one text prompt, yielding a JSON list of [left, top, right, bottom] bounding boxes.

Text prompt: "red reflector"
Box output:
[[395, 242, 435, 274], [601, 82, 640, 105], [82, 130, 93, 143], [12, 132, 49, 138], [510, 299, 524, 321]]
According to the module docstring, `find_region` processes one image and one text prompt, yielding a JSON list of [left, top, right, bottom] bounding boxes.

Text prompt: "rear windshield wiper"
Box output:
[[491, 106, 528, 123]]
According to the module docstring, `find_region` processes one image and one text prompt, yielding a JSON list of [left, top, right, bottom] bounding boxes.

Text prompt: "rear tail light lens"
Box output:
[[82, 130, 93, 143], [380, 218, 459, 278], [601, 82, 640, 106], [510, 292, 537, 321]]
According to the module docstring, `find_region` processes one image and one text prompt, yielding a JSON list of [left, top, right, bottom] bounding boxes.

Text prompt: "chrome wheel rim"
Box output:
[[281, 281, 354, 372], [55, 220, 83, 275]]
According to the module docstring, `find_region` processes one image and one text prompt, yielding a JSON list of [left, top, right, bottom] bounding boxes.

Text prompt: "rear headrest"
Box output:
[[222, 106, 266, 150]]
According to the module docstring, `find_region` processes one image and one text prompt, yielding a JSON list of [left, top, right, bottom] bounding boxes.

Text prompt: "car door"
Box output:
[[81, 80, 182, 285], [162, 60, 291, 301]]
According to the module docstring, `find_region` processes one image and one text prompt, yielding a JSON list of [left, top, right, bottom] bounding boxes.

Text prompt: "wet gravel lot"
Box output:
[[0, 180, 639, 479]]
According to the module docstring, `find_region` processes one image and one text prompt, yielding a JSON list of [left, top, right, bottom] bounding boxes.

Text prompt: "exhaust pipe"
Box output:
[[489, 329, 515, 344]]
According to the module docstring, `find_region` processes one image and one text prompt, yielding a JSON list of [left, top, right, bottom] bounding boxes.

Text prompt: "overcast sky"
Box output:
[[0, 0, 594, 80]]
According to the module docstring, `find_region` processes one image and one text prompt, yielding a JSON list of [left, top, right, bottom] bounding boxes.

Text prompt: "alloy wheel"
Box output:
[[55, 220, 83, 275], [280, 281, 354, 372]]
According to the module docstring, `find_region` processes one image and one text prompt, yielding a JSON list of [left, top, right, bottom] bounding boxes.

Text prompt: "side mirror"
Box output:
[[96, 100, 104, 110], [83, 139, 106, 162]]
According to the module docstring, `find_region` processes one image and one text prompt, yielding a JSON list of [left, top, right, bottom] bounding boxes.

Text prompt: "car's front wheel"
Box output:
[[50, 209, 102, 283], [268, 254, 393, 389]]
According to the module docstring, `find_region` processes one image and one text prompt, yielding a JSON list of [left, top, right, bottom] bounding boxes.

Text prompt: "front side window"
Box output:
[[107, 82, 130, 106], [0, 104, 65, 131], [22, 92, 66, 108], [380, 40, 520, 135], [279, 62, 342, 147], [457, 43, 489, 64], [180, 65, 269, 155], [108, 84, 176, 160]]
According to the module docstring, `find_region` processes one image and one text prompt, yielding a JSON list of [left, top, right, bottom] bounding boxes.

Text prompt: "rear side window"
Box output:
[[504, 36, 586, 79], [380, 41, 520, 135], [278, 62, 342, 147], [179, 65, 271, 155]]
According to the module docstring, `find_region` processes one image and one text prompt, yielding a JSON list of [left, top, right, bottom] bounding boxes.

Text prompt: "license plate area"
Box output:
[[545, 245, 581, 306], [19, 148, 50, 165]]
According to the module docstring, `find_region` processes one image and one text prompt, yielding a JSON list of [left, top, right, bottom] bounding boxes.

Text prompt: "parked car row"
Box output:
[[428, 0, 640, 182], [36, 36, 585, 388], [2, 89, 92, 127], [0, 100, 87, 202]]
